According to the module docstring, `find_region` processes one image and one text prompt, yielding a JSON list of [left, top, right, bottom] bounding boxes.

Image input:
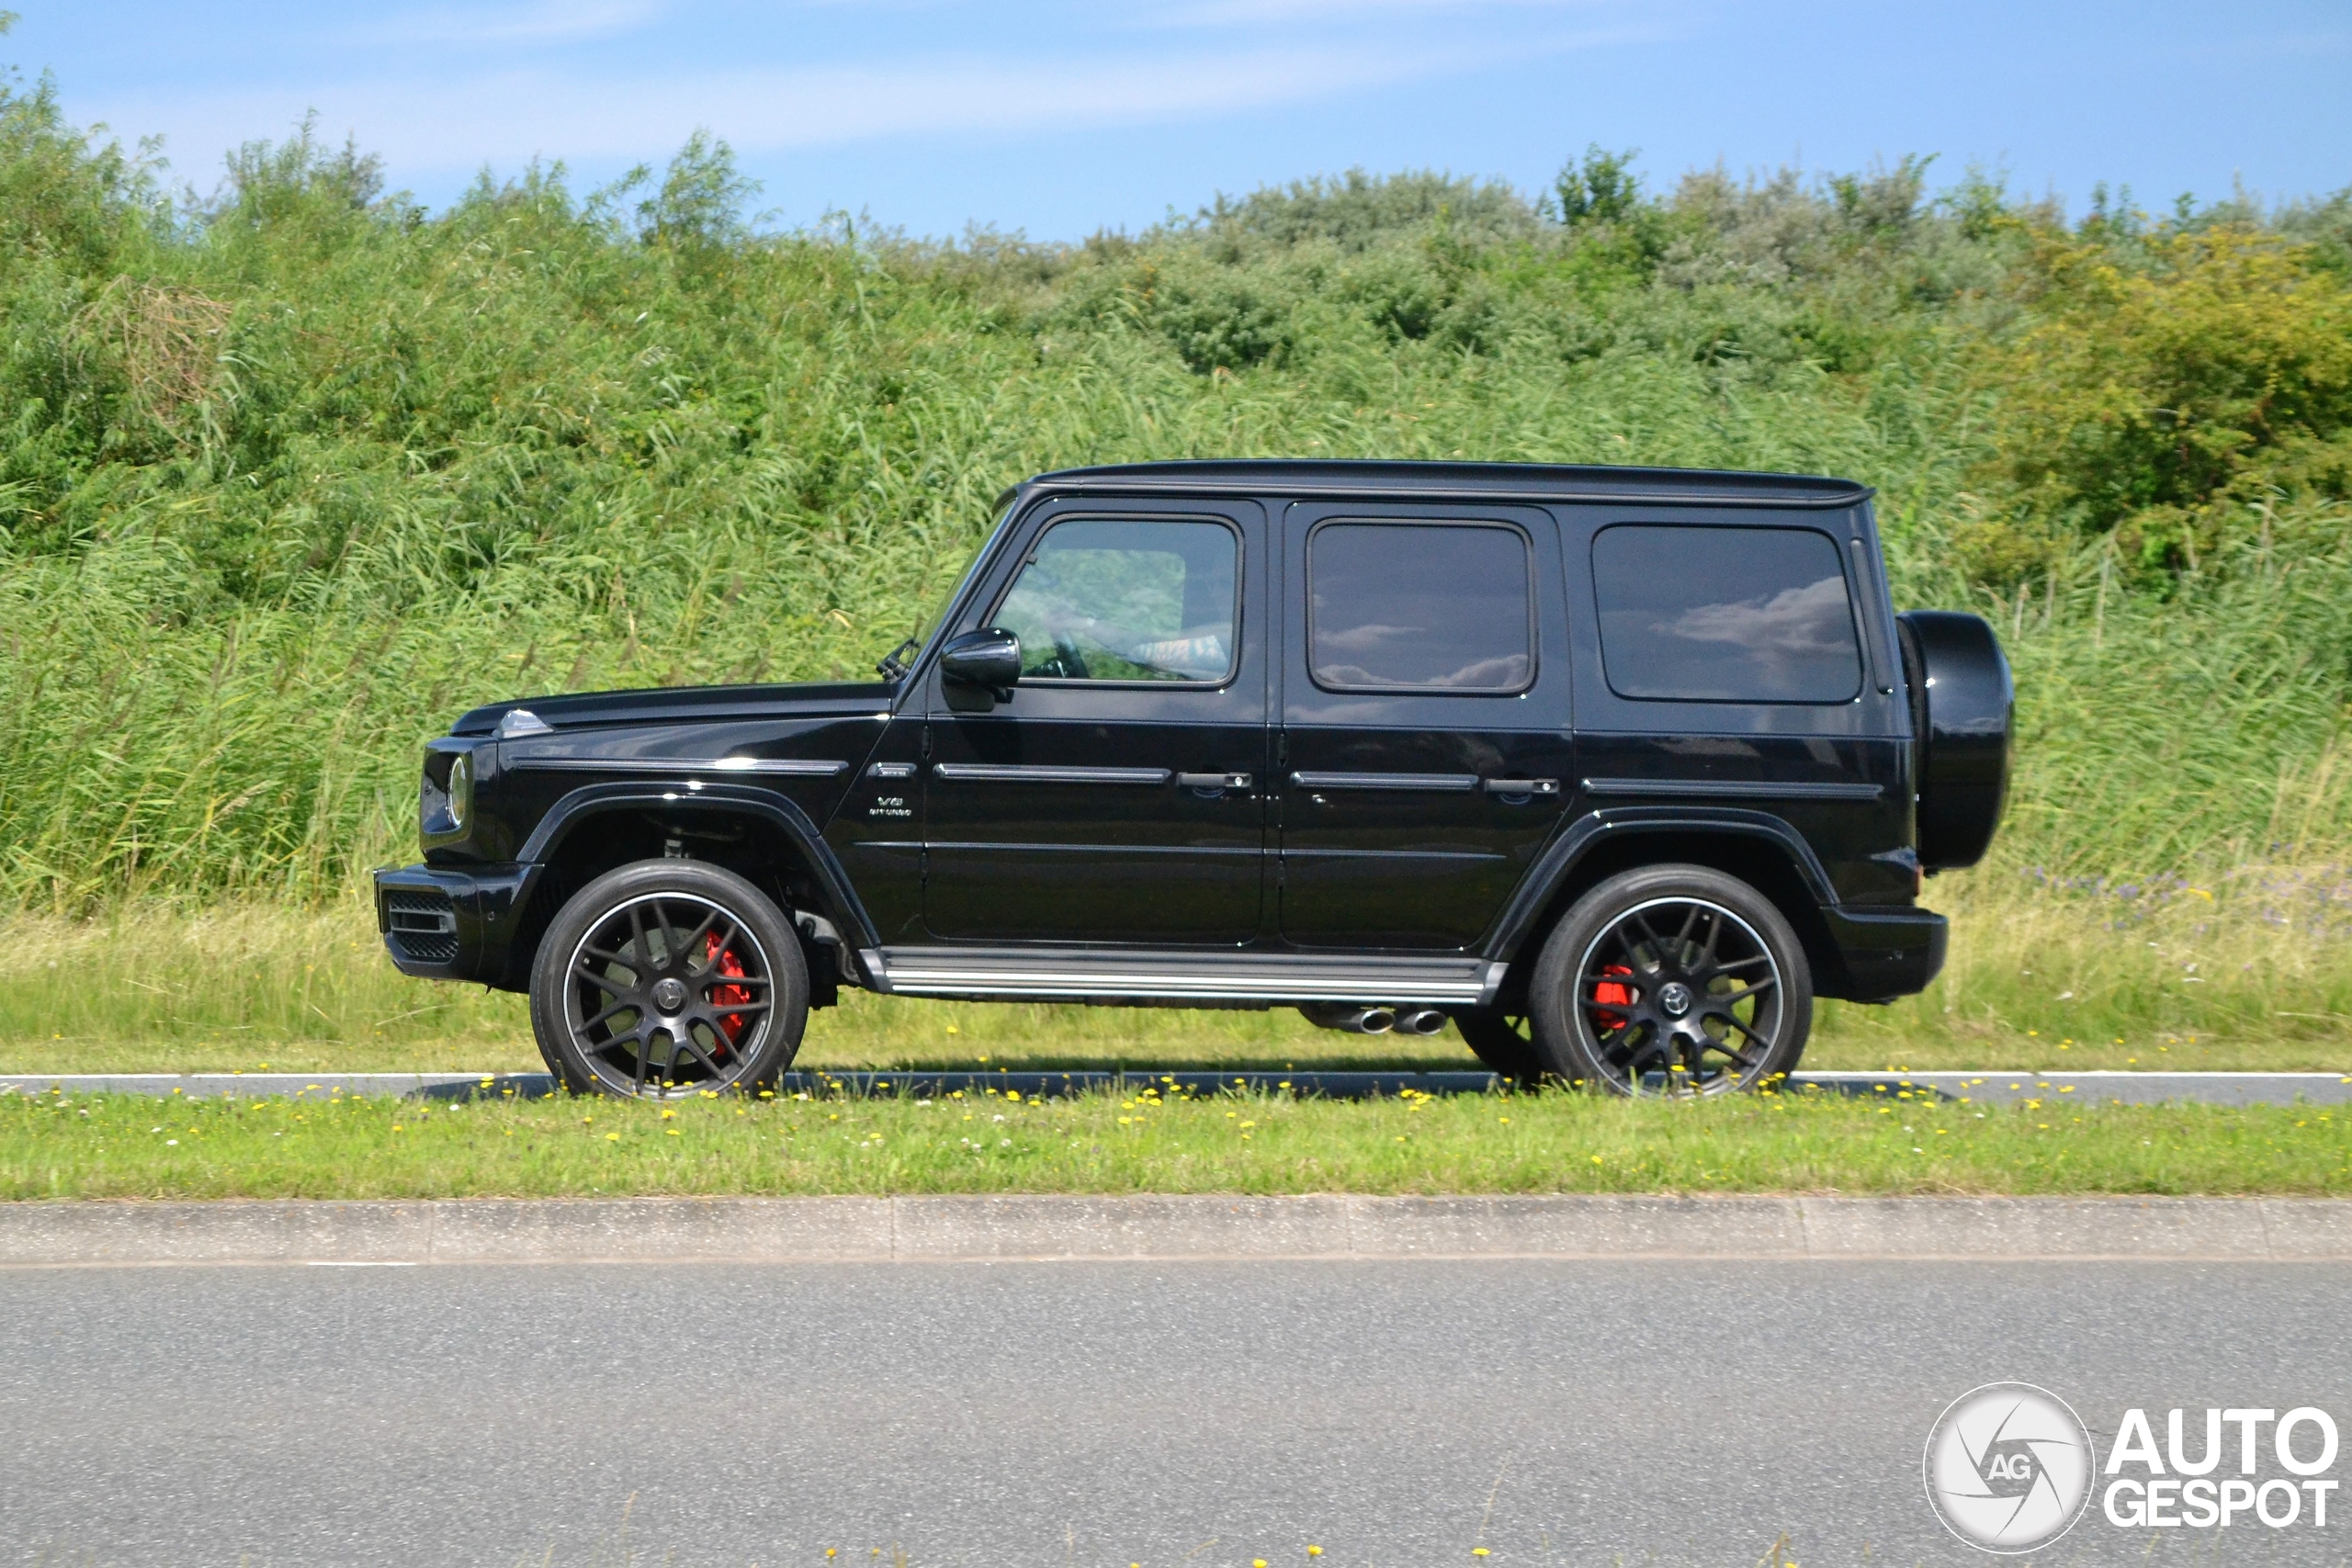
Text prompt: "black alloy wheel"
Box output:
[[1527, 865, 1811, 1097], [529, 861, 808, 1100]]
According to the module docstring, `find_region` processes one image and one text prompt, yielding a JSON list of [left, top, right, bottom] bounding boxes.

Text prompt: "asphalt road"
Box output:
[[3, 1259, 2346, 1567]]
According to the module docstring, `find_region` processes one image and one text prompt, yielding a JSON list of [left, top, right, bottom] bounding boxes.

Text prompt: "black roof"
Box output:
[[1020, 458, 1871, 510]]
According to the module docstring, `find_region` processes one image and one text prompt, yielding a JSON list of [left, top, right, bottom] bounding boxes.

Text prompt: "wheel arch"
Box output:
[[1484, 811, 1850, 1005], [496, 784, 876, 994]]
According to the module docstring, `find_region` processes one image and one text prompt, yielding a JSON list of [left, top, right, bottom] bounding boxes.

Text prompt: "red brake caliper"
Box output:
[[1589, 964, 1635, 1032], [704, 932, 751, 1049]]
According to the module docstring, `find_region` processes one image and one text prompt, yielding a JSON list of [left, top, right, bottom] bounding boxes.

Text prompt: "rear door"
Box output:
[[1275, 502, 1573, 949], [922, 497, 1270, 945]]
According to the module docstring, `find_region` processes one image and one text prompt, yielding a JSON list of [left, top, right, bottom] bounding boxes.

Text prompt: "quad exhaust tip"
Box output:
[[1300, 1004, 1452, 1036]]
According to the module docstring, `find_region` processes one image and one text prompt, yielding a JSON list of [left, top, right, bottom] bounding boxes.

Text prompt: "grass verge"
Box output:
[[5, 1081, 2348, 1201], [3, 866, 2349, 1076]]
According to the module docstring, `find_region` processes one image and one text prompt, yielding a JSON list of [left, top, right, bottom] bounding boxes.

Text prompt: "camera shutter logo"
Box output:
[[1924, 1382, 2098, 1551]]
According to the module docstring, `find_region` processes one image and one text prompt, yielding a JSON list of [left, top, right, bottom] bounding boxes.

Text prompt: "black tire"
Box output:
[[528, 860, 808, 1100], [1526, 864, 1811, 1097], [1450, 1010, 1545, 1085]]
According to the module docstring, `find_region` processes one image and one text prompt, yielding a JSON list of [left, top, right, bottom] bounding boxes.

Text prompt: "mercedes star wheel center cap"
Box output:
[[1658, 981, 1694, 1018], [651, 977, 688, 1013]]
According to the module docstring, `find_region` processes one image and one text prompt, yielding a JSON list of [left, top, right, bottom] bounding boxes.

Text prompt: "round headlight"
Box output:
[[447, 750, 473, 831]]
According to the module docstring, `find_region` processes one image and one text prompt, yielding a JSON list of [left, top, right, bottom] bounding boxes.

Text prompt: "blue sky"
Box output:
[[17, 1, 2351, 239]]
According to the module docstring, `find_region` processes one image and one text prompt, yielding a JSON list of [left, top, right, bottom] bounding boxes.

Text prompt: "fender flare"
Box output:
[[1481, 807, 1839, 962], [516, 781, 881, 949]]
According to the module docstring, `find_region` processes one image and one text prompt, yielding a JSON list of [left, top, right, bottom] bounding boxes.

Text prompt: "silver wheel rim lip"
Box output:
[[1572, 895, 1782, 1097], [564, 890, 774, 1099]]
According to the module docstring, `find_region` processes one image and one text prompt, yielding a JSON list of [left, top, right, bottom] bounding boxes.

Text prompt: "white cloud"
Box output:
[[100, 29, 1630, 175], [1156, 0, 1614, 25], [370, 0, 668, 46]]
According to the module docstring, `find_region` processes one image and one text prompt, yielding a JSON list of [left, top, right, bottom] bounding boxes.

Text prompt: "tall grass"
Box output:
[[0, 65, 2347, 1065]]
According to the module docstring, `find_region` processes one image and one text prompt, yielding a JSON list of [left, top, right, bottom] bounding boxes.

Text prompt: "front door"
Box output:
[[1276, 502, 1574, 949], [922, 499, 1270, 945]]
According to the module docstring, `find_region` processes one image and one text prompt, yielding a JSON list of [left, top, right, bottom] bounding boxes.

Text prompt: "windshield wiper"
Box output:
[[875, 637, 921, 682]]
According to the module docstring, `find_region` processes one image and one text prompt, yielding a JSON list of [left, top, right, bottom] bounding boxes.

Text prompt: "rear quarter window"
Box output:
[[1306, 520, 1533, 694], [1591, 524, 1862, 704]]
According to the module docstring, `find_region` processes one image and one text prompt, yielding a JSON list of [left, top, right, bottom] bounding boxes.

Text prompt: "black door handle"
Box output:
[[1176, 772, 1253, 793], [1484, 778, 1560, 798]]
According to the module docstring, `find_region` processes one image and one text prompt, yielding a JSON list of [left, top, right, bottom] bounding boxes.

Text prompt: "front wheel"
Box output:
[[529, 860, 809, 1100], [1526, 865, 1811, 1097]]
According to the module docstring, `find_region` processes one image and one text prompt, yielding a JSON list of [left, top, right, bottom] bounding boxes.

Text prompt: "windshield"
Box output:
[[910, 530, 993, 647], [876, 514, 1002, 681]]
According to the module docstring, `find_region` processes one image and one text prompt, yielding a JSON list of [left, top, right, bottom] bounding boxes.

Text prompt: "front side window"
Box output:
[[1591, 524, 1862, 704], [992, 519, 1238, 682], [1307, 522, 1534, 693]]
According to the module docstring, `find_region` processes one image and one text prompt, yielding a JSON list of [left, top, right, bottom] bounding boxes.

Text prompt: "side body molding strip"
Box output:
[[1582, 777, 1884, 802], [1290, 772, 1479, 792], [506, 756, 850, 777], [933, 763, 1173, 785]]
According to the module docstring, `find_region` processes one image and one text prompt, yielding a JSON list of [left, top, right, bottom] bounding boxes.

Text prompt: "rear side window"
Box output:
[[1307, 522, 1533, 693], [1591, 524, 1861, 704]]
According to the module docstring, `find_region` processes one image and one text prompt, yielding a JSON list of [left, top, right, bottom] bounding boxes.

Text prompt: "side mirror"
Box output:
[[939, 627, 1021, 705]]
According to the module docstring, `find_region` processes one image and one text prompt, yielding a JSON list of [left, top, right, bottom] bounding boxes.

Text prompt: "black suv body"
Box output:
[[377, 460, 2010, 1097]]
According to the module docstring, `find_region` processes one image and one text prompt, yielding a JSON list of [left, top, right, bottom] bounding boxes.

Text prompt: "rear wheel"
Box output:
[[529, 860, 808, 1100], [1449, 1010, 1544, 1085], [1527, 865, 1810, 1097]]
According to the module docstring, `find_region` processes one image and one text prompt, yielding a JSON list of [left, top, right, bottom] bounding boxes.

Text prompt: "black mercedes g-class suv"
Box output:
[[377, 460, 2010, 1098]]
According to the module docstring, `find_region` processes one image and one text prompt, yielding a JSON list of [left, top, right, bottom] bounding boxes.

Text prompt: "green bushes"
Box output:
[[1981, 226, 2352, 577], [0, 52, 2346, 908]]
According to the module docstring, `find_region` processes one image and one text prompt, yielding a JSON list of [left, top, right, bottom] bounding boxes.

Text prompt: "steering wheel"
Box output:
[[1049, 632, 1091, 680]]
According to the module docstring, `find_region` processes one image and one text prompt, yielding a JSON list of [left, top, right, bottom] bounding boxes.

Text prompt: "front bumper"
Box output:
[[1821, 906, 1949, 1002], [373, 863, 543, 987]]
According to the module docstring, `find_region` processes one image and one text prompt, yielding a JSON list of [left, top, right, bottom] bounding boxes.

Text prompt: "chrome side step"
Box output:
[[864, 947, 1505, 1006]]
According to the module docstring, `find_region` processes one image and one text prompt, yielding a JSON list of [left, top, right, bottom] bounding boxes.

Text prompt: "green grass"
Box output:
[[5, 1079, 2347, 1200], [0, 73, 2346, 912], [3, 867, 2346, 1077]]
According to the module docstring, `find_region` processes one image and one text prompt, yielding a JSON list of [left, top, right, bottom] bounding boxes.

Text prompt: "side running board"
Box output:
[[862, 948, 1505, 1007]]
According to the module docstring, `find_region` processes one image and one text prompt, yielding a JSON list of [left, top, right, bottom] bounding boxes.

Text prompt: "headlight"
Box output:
[[447, 750, 473, 831], [421, 748, 476, 840]]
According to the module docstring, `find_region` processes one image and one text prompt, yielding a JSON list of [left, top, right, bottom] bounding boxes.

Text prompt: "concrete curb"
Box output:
[[3, 1195, 2348, 1268]]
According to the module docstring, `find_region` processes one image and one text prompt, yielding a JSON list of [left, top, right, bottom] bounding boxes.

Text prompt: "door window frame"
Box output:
[[1588, 520, 1867, 706], [978, 512, 1248, 694], [1302, 515, 1539, 698]]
